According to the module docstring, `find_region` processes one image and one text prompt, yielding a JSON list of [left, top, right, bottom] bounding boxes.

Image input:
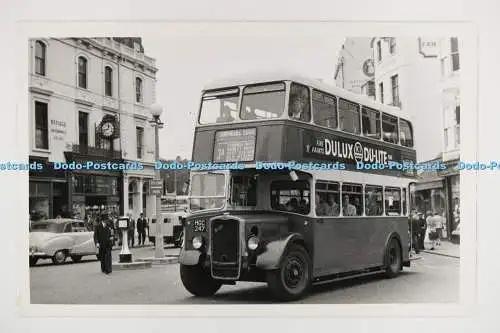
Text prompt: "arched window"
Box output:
[[35, 41, 46, 76], [104, 66, 113, 96], [135, 77, 143, 103], [78, 56, 88, 89]]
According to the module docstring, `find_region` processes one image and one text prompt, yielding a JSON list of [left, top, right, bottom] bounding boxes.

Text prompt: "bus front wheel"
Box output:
[[384, 238, 402, 278], [266, 244, 312, 301], [180, 264, 222, 297]]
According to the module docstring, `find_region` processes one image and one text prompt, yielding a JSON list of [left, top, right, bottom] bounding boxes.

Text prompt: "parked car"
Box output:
[[29, 219, 97, 266]]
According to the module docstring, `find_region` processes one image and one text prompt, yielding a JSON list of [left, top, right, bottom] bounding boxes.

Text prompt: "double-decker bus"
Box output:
[[179, 72, 417, 301]]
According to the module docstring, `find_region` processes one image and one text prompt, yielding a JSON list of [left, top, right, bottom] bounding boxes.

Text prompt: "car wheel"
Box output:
[[52, 250, 67, 265], [384, 238, 402, 278], [180, 264, 222, 297], [29, 257, 38, 267], [71, 255, 82, 263], [266, 244, 312, 301]]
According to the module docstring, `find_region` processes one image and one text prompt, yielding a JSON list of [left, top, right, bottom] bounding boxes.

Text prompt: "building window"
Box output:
[[455, 125, 460, 147], [379, 82, 384, 104], [78, 56, 88, 89], [455, 105, 460, 124], [389, 38, 396, 54], [104, 66, 113, 97], [35, 41, 46, 76], [136, 77, 143, 103], [361, 106, 381, 139], [377, 41, 382, 61], [312, 90, 337, 129], [78, 112, 88, 148], [34, 101, 48, 149], [136, 127, 144, 159], [451, 37, 460, 71], [338, 98, 360, 134], [390, 74, 400, 107]]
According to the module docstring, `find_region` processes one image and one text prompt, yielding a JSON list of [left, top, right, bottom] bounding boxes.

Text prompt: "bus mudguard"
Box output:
[[179, 249, 201, 266], [255, 233, 304, 270]]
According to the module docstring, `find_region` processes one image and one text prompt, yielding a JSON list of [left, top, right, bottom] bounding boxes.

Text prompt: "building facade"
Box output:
[[334, 37, 375, 96], [29, 38, 159, 223], [334, 36, 461, 241], [437, 37, 461, 241]]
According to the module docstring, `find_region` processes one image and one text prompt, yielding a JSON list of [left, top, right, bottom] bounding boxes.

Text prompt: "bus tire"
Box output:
[[384, 238, 402, 278], [180, 264, 222, 297], [266, 244, 312, 301]]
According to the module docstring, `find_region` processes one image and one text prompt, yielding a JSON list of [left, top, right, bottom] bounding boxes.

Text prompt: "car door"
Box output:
[[71, 222, 95, 254]]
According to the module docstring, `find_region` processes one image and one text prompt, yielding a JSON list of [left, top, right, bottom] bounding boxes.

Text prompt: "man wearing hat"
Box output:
[[93, 214, 114, 275]]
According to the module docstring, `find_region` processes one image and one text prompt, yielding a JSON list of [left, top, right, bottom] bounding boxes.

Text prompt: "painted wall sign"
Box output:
[[50, 119, 67, 141], [418, 38, 439, 58]]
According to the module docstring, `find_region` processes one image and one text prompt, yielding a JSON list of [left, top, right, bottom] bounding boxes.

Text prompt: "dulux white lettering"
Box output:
[[324, 139, 389, 164]]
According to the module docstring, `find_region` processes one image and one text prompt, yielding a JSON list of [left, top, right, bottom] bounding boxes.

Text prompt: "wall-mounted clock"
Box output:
[[101, 121, 115, 138]]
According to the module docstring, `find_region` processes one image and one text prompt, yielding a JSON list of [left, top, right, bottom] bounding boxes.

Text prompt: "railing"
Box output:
[[72, 144, 122, 159]]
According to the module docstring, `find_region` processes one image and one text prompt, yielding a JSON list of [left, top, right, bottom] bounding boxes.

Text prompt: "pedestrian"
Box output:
[[136, 213, 147, 246], [128, 213, 136, 248], [418, 211, 427, 251], [93, 214, 114, 275], [410, 210, 420, 254]]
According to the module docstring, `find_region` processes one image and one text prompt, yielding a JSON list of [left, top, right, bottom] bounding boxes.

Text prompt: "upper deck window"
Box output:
[[312, 90, 337, 129], [288, 83, 311, 122], [241, 83, 285, 120], [338, 99, 360, 134], [199, 88, 239, 125], [382, 113, 399, 144], [361, 106, 381, 139], [399, 119, 414, 147]]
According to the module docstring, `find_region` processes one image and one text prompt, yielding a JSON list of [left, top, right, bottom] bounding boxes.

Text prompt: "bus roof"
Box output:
[[202, 71, 411, 122]]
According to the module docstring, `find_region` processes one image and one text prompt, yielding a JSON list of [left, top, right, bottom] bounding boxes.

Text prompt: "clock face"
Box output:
[[102, 122, 115, 137]]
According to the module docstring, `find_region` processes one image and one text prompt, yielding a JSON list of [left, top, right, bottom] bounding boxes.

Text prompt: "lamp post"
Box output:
[[150, 104, 164, 258]]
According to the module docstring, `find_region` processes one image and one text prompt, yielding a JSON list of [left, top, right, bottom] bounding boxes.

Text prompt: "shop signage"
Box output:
[[50, 119, 67, 141]]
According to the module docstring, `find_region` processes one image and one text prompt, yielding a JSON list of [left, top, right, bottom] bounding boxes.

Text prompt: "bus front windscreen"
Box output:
[[199, 88, 239, 125], [189, 173, 226, 211], [240, 82, 286, 120]]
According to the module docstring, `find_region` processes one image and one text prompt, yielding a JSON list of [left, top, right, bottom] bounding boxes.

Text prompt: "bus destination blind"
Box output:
[[213, 128, 256, 163]]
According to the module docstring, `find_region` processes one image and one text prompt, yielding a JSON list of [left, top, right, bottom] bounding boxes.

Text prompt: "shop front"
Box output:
[[439, 160, 460, 243], [29, 156, 69, 220]]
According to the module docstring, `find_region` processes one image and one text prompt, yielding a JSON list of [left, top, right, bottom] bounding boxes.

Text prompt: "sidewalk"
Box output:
[[421, 241, 460, 259]]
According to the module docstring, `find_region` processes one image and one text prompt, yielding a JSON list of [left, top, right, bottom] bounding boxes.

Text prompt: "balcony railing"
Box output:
[[72, 144, 122, 159]]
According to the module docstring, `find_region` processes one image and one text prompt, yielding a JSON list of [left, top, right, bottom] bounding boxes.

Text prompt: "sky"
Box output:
[[141, 35, 344, 160]]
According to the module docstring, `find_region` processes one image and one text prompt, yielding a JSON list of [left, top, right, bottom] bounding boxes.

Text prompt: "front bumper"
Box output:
[[29, 251, 49, 259]]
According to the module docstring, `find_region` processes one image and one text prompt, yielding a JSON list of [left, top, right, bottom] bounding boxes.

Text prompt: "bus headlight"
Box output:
[[192, 236, 203, 249], [247, 236, 260, 251]]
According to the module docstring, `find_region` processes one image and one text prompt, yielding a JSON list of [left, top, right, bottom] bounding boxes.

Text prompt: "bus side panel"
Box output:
[[333, 217, 409, 271]]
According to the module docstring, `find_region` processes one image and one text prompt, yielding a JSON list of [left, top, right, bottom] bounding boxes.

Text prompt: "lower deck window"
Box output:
[[341, 183, 363, 216], [271, 180, 310, 214], [385, 187, 402, 215]]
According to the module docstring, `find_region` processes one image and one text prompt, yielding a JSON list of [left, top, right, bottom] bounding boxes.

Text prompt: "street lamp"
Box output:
[[150, 103, 164, 258]]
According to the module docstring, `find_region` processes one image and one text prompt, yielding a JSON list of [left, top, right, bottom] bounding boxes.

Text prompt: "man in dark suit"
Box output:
[[136, 213, 147, 246], [93, 214, 114, 274]]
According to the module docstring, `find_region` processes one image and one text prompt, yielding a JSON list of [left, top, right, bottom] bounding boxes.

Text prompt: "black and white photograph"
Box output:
[[25, 33, 465, 306]]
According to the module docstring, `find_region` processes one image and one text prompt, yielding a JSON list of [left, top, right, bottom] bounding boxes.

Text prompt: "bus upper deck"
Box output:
[[192, 72, 416, 177]]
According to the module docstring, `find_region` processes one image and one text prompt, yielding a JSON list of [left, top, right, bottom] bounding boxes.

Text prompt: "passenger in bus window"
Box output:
[[286, 198, 299, 213], [365, 191, 382, 216], [216, 105, 235, 123], [289, 85, 310, 122], [315, 193, 328, 216], [326, 194, 340, 216], [342, 195, 357, 216]]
